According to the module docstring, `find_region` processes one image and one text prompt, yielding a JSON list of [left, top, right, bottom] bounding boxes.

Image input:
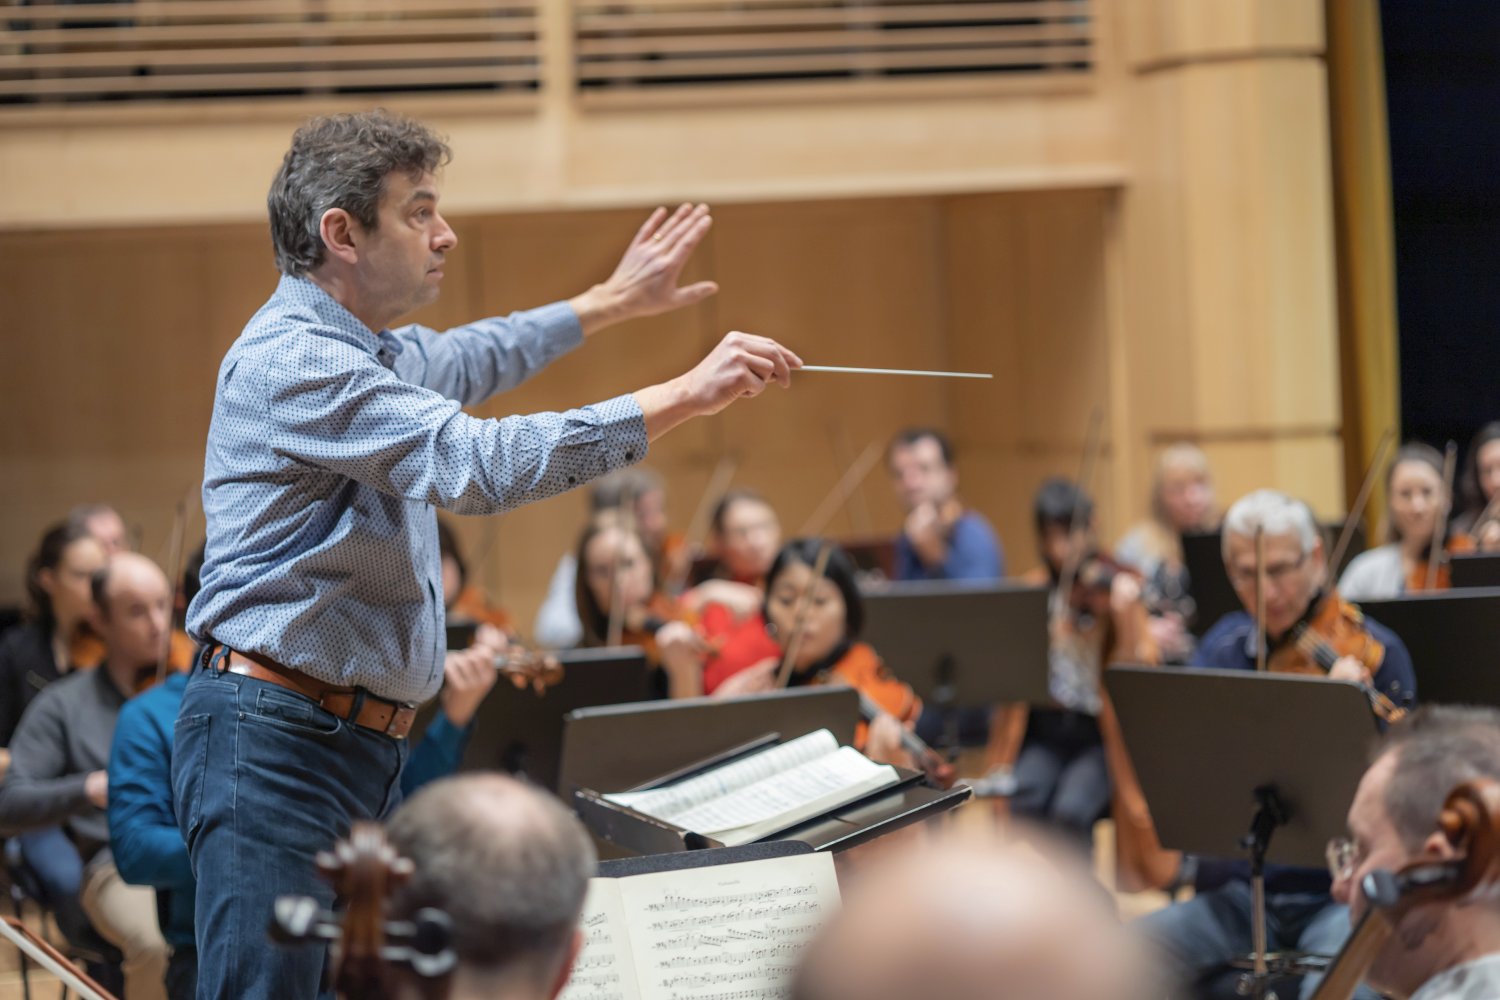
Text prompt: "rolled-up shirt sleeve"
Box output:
[[256, 341, 648, 516]]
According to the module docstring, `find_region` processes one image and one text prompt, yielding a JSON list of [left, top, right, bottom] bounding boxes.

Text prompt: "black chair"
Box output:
[[3, 837, 124, 999]]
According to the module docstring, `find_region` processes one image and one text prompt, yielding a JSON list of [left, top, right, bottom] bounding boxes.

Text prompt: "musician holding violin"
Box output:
[[992, 479, 1157, 848], [1142, 489, 1415, 1000], [1327, 705, 1500, 1000], [1451, 422, 1500, 548], [1338, 444, 1464, 600], [886, 428, 1005, 582]]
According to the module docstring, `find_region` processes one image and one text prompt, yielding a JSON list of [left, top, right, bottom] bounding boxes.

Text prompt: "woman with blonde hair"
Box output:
[[1115, 443, 1216, 662]]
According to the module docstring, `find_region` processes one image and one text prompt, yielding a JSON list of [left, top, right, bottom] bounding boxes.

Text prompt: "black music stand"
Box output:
[[859, 580, 1051, 702], [558, 687, 861, 803], [1359, 588, 1500, 707], [1105, 666, 1378, 998], [408, 646, 652, 793], [1184, 522, 1366, 638], [1449, 553, 1500, 589]]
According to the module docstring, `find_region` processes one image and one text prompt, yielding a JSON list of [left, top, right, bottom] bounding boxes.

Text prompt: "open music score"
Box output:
[[560, 853, 841, 1000]]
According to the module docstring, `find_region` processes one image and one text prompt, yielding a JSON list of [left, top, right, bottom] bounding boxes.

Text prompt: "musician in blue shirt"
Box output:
[[1139, 489, 1413, 1000], [173, 109, 802, 999], [886, 428, 1004, 582]]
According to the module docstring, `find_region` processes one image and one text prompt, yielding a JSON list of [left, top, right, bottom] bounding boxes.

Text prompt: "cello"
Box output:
[[1310, 779, 1500, 1000], [270, 821, 456, 1000]]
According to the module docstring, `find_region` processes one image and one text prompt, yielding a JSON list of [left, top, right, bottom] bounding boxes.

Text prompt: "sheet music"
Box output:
[[622, 853, 840, 1000], [607, 730, 839, 818], [560, 880, 641, 1000], [667, 748, 897, 844]]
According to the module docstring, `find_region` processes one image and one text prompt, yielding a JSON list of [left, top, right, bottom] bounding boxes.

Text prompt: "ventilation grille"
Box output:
[[0, 0, 540, 105], [574, 0, 1092, 91]]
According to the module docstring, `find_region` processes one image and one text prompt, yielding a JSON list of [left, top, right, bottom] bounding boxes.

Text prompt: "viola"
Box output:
[[492, 647, 566, 695], [1267, 591, 1407, 725], [270, 821, 455, 999], [1311, 779, 1500, 1000]]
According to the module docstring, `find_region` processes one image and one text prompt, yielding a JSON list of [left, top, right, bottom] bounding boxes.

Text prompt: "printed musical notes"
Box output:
[[558, 853, 841, 1000]]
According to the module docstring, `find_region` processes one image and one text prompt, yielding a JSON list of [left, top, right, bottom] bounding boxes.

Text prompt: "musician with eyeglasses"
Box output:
[[1138, 489, 1416, 1000]]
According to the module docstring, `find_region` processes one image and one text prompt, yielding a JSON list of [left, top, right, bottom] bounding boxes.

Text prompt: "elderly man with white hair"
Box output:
[[1138, 488, 1415, 1000]]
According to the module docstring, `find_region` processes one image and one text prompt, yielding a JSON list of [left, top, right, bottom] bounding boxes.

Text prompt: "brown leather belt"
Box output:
[[220, 649, 416, 740]]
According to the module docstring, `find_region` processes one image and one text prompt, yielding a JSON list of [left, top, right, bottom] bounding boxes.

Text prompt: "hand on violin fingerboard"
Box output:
[[440, 645, 500, 728], [1328, 655, 1374, 689]]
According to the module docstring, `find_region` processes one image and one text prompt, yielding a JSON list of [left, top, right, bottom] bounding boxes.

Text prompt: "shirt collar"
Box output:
[[273, 274, 405, 369], [1411, 952, 1500, 1000]]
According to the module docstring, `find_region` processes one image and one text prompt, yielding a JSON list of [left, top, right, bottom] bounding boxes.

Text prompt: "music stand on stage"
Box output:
[[1106, 666, 1378, 997], [1449, 553, 1500, 590], [558, 686, 860, 803], [858, 581, 1051, 707], [409, 646, 653, 793], [1184, 522, 1366, 638], [1359, 588, 1500, 708]]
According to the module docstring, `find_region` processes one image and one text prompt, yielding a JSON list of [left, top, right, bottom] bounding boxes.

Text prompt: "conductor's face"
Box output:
[[1223, 531, 1324, 638], [356, 170, 457, 325]]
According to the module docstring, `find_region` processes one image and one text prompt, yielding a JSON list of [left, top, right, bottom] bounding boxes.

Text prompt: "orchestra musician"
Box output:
[[1115, 443, 1218, 663], [886, 428, 1004, 582], [383, 773, 596, 1000], [67, 503, 131, 558], [174, 108, 800, 999], [1329, 705, 1500, 1000], [670, 539, 921, 768], [791, 828, 1156, 1000], [0, 554, 174, 1000], [988, 478, 1157, 849], [697, 489, 784, 694], [1338, 444, 1457, 600], [533, 468, 680, 650], [1451, 422, 1500, 546], [1141, 489, 1415, 1000]]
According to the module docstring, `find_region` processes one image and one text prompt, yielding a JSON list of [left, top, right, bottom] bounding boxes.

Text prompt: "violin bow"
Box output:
[[798, 441, 883, 538], [605, 481, 639, 649], [774, 540, 835, 690], [158, 489, 192, 684], [1053, 408, 1105, 625], [826, 422, 874, 536], [664, 454, 738, 596], [1471, 488, 1500, 542], [1254, 526, 1268, 674], [1324, 427, 1396, 593], [1424, 441, 1459, 592]]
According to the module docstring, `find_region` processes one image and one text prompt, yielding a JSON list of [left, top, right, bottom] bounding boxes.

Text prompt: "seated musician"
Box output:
[[886, 427, 1004, 582], [1451, 422, 1500, 546], [384, 773, 595, 1000], [1339, 443, 1453, 600], [67, 502, 131, 557], [108, 630, 505, 1000], [989, 479, 1156, 849], [534, 468, 680, 650], [698, 489, 784, 693], [1331, 705, 1500, 1000], [792, 828, 1155, 1000], [1115, 443, 1218, 663], [676, 539, 918, 767], [0, 553, 173, 1000], [1140, 488, 1415, 1000]]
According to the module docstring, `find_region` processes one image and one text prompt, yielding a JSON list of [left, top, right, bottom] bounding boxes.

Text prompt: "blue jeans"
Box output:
[[171, 662, 408, 1000], [1138, 880, 1380, 1000]]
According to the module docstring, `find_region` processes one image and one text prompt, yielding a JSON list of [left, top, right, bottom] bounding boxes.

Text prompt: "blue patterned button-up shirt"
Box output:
[[187, 275, 648, 703]]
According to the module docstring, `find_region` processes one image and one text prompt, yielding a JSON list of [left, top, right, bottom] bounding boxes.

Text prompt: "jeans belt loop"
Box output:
[[345, 688, 368, 724]]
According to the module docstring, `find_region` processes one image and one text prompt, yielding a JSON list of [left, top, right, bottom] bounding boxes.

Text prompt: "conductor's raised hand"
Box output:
[[571, 203, 719, 335]]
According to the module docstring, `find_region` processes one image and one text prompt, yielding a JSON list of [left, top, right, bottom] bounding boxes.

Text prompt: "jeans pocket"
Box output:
[[242, 686, 343, 738], [171, 713, 212, 850]]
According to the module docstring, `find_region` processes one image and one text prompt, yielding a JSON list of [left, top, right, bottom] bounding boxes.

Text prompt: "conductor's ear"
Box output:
[[320, 208, 361, 266]]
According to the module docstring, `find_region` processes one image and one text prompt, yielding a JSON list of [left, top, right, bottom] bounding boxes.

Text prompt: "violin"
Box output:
[[492, 647, 565, 695], [1267, 592, 1408, 725], [1405, 532, 1476, 593], [270, 821, 456, 999], [1064, 550, 1140, 622], [852, 688, 957, 789], [1311, 779, 1500, 1000]]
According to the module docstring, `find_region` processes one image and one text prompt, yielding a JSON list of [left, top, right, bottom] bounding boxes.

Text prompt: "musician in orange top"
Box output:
[[691, 539, 918, 767]]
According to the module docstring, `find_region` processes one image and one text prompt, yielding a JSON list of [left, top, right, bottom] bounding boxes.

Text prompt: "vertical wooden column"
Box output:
[[1112, 0, 1347, 520]]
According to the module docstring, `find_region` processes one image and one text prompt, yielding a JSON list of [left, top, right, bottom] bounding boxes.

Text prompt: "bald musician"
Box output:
[[384, 774, 594, 1000], [176, 107, 801, 999], [1331, 706, 1500, 1000], [791, 830, 1157, 1000]]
